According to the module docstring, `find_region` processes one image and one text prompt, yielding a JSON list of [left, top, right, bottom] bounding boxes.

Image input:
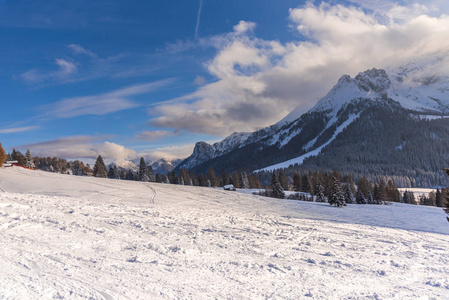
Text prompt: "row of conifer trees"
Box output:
[[2, 147, 447, 210]]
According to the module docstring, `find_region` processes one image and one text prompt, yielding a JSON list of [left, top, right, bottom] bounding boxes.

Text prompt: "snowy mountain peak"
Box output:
[[176, 133, 252, 171], [354, 68, 391, 93], [312, 62, 449, 115]]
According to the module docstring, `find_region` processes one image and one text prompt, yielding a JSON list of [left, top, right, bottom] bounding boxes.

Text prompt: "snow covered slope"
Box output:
[[0, 167, 448, 299]]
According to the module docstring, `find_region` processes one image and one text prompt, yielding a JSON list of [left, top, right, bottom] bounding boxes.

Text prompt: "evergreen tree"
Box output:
[[223, 173, 233, 186], [0, 143, 6, 167], [93, 155, 107, 178], [367, 191, 374, 204], [402, 191, 417, 205], [139, 157, 149, 181], [343, 184, 355, 204], [126, 170, 134, 180], [24, 149, 35, 168], [301, 174, 312, 193], [436, 188, 444, 207], [239, 172, 250, 189], [315, 182, 326, 202], [278, 171, 289, 191], [409, 191, 417, 205], [293, 172, 301, 192], [270, 172, 285, 199], [148, 165, 156, 182], [328, 176, 345, 207], [419, 194, 429, 206], [156, 173, 162, 183], [167, 171, 178, 184], [356, 191, 367, 204], [107, 165, 119, 179], [427, 191, 436, 206], [11, 148, 25, 166]]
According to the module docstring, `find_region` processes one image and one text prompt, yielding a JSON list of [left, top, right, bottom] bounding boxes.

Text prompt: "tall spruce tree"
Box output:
[[328, 176, 345, 207], [356, 190, 367, 204], [139, 157, 149, 181], [24, 149, 35, 168], [343, 184, 355, 204], [107, 165, 119, 179], [270, 172, 285, 199], [315, 182, 326, 202], [436, 188, 444, 207], [301, 174, 312, 193], [93, 155, 107, 178], [148, 165, 156, 182]]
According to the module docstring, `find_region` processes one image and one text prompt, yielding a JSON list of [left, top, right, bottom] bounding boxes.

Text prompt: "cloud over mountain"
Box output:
[[150, 2, 449, 136]]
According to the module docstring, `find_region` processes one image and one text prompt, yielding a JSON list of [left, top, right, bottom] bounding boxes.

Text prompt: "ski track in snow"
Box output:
[[0, 167, 448, 299]]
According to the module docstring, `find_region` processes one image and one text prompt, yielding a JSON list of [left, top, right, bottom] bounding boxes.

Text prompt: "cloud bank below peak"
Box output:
[[150, 2, 449, 136]]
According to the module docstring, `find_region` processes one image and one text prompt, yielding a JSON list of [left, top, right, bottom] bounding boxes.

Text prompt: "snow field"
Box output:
[[0, 167, 448, 299]]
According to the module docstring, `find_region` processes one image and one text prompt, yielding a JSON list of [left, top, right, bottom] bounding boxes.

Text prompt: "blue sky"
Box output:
[[1, 0, 448, 163]]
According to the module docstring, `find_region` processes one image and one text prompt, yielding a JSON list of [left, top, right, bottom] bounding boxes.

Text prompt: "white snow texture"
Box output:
[[0, 167, 448, 299]]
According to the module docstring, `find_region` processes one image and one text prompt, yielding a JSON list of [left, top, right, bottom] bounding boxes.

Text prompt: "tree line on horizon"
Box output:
[[1, 147, 448, 212]]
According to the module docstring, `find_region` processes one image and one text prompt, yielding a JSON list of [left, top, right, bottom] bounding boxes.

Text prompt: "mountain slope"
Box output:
[[176, 56, 449, 186]]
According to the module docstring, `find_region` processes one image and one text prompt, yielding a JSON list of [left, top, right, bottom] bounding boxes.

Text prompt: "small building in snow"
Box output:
[[3, 160, 18, 167], [223, 184, 236, 191]]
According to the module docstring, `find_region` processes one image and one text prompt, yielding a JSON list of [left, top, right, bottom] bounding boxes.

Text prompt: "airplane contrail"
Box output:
[[195, 0, 204, 39]]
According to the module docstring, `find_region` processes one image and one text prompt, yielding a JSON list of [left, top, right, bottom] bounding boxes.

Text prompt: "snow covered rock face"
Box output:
[[176, 132, 252, 171], [0, 168, 448, 299]]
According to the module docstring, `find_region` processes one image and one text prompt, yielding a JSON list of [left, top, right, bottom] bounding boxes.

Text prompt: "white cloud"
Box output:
[[193, 75, 206, 85], [17, 136, 137, 162], [39, 79, 173, 119], [135, 130, 179, 142], [18, 58, 77, 83], [0, 126, 39, 134], [138, 144, 193, 162], [16, 135, 192, 163], [233, 20, 256, 35], [150, 2, 449, 136], [67, 44, 97, 57]]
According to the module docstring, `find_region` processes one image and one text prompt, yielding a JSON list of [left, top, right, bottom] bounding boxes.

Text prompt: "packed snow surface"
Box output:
[[0, 167, 448, 299]]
